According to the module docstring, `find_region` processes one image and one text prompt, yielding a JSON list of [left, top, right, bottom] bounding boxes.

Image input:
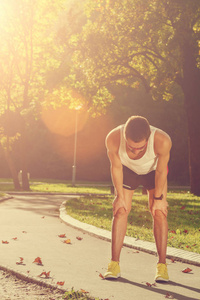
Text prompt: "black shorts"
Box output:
[[123, 165, 155, 191]]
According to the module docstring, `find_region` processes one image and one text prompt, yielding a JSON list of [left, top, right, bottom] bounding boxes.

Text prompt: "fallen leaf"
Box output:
[[183, 229, 188, 234], [22, 231, 27, 234], [170, 230, 176, 234], [38, 271, 51, 278], [146, 282, 152, 287], [57, 281, 65, 286], [41, 216, 45, 219], [16, 257, 24, 265], [2, 241, 9, 244], [58, 234, 66, 238], [170, 258, 176, 263], [76, 236, 83, 241], [33, 257, 43, 265], [165, 292, 174, 299], [99, 273, 104, 279], [80, 289, 89, 294], [63, 239, 71, 244], [182, 267, 192, 273], [152, 283, 157, 287], [12, 237, 18, 240], [180, 206, 186, 210]]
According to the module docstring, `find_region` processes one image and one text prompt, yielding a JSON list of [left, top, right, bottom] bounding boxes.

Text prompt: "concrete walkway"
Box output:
[[0, 194, 200, 300]]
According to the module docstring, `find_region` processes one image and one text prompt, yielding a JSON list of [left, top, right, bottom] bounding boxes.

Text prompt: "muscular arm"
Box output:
[[151, 130, 172, 217], [154, 131, 172, 198], [105, 128, 127, 215]]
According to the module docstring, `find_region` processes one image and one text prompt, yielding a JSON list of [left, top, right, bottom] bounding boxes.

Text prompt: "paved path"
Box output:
[[0, 194, 200, 300]]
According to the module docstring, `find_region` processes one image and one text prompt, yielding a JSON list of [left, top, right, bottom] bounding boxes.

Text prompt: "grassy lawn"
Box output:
[[65, 191, 200, 254], [0, 178, 111, 194]]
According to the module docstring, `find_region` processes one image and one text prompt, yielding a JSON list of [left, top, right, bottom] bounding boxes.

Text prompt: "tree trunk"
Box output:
[[182, 42, 200, 195], [20, 131, 30, 191], [4, 137, 21, 190]]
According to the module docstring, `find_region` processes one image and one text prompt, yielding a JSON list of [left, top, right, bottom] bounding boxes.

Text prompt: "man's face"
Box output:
[[126, 138, 148, 155]]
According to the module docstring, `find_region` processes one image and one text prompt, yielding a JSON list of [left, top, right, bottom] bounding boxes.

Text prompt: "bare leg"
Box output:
[[111, 189, 134, 261], [149, 181, 168, 264]]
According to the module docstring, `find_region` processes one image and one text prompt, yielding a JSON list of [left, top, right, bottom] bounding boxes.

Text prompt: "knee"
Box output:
[[115, 207, 130, 219]]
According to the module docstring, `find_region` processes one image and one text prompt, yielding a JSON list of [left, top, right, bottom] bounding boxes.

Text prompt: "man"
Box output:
[[104, 116, 172, 282]]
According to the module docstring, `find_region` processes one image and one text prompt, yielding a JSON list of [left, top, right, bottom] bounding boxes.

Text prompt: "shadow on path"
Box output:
[[105, 277, 200, 300]]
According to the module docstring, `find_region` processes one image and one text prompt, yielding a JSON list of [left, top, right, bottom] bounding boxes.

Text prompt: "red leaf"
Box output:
[[16, 257, 24, 265], [38, 271, 51, 278], [170, 230, 176, 234], [12, 237, 18, 240], [33, 257, 43, 265], [180, 206, 186, 210], [99, 273, 104, 279], [57, 281, 65, 286], [183, 229, 188, 233], [58, 234, 66, 238], [170, 258, 176, 263], [182, 267, 192, 273], [2, 240, 9, 244], [22, 231, 27, 234], [146, 282, 152, 287], [76, 236, 83, 241]]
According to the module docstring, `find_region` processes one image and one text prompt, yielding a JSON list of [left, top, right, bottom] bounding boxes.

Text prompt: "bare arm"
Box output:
[[105, 128, 127, 215], [154, 130, 172, 197], [151, 130, 172, 217]]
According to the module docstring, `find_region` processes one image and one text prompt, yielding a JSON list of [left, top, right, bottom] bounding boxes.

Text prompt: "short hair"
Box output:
[[124, 116, 151, 142]]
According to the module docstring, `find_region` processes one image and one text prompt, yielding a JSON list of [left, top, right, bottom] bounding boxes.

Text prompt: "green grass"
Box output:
[[0, 178, 111, 194], [65, 191, 200, 254]]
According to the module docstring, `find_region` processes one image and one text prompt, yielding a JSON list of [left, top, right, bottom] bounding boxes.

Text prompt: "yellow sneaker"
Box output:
[[155, 263, 169, 282], [104, 260, 121, 279]]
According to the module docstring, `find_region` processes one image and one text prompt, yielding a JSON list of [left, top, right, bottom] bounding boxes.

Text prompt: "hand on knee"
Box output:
[[114, 207, 129, 219]]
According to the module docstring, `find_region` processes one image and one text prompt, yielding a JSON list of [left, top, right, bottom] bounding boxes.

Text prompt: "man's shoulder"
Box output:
[[154, 128, 172, 154], [106, 125, 122, 150]]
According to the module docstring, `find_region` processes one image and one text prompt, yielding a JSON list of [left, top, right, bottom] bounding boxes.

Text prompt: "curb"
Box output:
[[60, 201, 200, 267], [0, 194, 13, 203], [0, 265, 66, 294]]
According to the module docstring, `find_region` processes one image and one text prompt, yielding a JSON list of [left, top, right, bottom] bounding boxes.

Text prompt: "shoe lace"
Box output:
[[158, 264, 167, 275], [108, 262, 118, 271]]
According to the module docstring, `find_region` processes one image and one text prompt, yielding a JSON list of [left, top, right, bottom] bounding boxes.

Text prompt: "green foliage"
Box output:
[[58, 0, 200, 106], [62, 288, 97, 300]]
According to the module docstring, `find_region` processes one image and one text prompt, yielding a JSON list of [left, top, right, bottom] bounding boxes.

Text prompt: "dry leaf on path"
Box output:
[[76, 236, 83, 240], [38, 271, 51, 278], [80, 289, 89, 294], [58, 234, 66, 238], [2, 241, 9, 244], [57, 281, 65, 286], [33, 257, 43, 265], [63, 239, 71, 244], [182, 267, 192, 273], [16, 257, 25, 265]]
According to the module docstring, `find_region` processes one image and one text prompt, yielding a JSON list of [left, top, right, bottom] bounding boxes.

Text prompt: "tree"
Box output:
[[0, 0, 64, 189], [58, 0, 200, 195]]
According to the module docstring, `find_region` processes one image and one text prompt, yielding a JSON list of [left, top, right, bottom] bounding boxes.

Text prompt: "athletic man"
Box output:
[[104, 116, 172, 282]]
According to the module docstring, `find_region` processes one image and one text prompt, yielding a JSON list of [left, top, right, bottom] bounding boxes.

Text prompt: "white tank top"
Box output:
[[118, 125, 158, 175]]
